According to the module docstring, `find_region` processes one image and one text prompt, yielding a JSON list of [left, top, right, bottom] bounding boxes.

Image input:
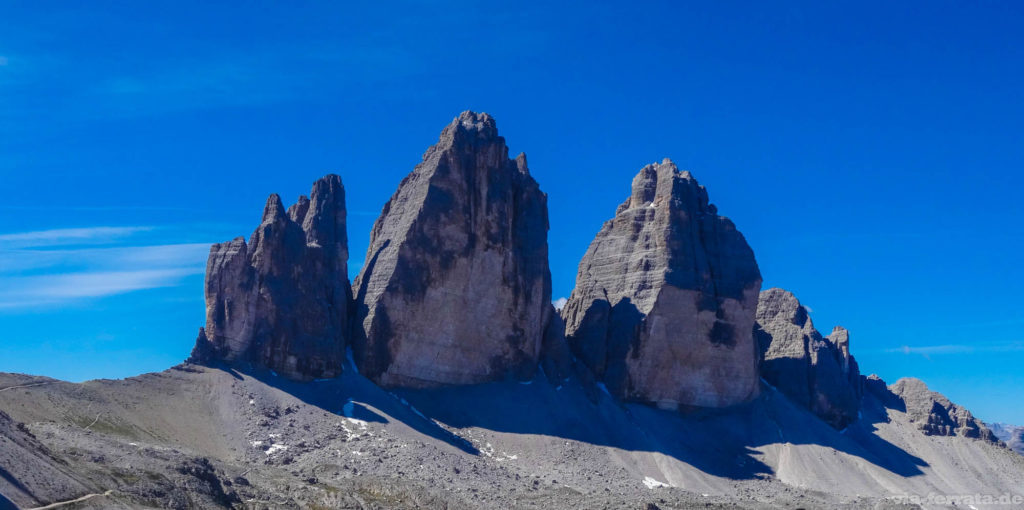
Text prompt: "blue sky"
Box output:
[[1, 2, 1022, 424]]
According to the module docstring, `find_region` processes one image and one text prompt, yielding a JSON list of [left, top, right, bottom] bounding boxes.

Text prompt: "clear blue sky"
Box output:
[[2, 2, 1022, 424]]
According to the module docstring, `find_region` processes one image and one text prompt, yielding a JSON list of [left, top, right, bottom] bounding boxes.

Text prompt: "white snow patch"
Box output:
[[643, 476, 669, 489], [343, 401, 354, 418], [519, 380, 532, 385], [268, 433, 281, 438], [391, 392, 429, 420], [265, 444, 288, 455], [249, 399, 255, 405], [480, 442, 495, 458], [250, 440, 263, 447]]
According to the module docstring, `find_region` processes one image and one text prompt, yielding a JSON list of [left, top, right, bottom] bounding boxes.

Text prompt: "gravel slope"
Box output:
[[0, 365, 1021, 509]]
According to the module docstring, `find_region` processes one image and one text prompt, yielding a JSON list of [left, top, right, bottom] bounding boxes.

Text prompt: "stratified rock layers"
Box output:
[[890, 378, 998, 441], [352, 111, 551, 388], [755, 288, 862, 429], [191, 175, 350, 381], [562, 160, 762, 409]]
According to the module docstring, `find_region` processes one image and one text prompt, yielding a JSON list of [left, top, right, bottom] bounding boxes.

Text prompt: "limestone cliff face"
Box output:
[[189, 175, 350, 381], [889, 378, 998, 441], [352, 111, 551, 388], [755, 288, 862, 429], [561, 160, 762, 409]]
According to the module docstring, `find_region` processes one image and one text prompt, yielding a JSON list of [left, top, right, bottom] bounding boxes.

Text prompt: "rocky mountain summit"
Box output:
[[190, 174, 350, 381], [352, 111, 552, 388], [888, 377, 998, 441], [754, 288, 862, 429], [561, 159, 762, 409]]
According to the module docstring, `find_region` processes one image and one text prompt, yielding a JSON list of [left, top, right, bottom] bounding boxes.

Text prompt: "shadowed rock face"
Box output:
[[352, 111, 551, 388], [890, 378, 998, 442], [190, 174, 350, 381], [755, 288, 862, 429], [561, 159, 762, 409], [988, 423, 1024, 455]]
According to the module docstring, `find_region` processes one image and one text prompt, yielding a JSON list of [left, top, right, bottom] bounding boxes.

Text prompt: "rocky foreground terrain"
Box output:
[[2, 111, 1022, 509], [1, 367, 1021, 510]]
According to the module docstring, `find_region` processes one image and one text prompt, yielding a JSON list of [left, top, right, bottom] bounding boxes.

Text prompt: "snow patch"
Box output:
[[643, 476, 669, 489], [250, 440, 263, 447], [265, 444, 288, 455], [391, 392, 428, 421], [343, 401, 354, 418]]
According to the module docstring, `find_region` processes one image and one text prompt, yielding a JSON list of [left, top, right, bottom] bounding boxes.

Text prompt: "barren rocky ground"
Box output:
[[1, 363, 1021, 510]]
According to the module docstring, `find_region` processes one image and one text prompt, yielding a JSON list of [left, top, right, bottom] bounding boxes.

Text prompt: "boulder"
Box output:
[[352, 111, 551, 388], [755, 288, 862, 429], [561, 159, 762, 409], [189, 174, 350, 381]]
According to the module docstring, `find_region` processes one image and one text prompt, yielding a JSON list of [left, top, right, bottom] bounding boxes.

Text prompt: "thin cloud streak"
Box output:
[[0, 243, 211, 273], [0, 268, 202, 309], [0, 226, 153, 248], [0, 225, 212, 310], [883, 342, 1024, 360]]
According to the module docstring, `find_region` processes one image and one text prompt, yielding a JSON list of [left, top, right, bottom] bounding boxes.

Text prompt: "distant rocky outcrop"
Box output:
[[755, 288, 862, 429], [889, 378, 998, 442], [561, 159, 762, 409], [988, 423, 1024, 455], [351, 111, 551, 388], [190, 175, 350, 381]]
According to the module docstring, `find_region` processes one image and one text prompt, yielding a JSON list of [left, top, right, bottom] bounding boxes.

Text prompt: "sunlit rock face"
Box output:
[[755, 288, 862, 429], [561, 160, 762, 409], [190, 174, 350, 381], [890, 377, 998, 441], [352, 111, 552, 388]]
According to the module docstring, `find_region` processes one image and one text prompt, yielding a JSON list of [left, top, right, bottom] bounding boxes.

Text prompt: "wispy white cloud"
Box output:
[[0, 226, 211, 311], [0, 243, 211, 273], [887, 342, 1024, 360], [0, 226, 152, 248], [0, 268, 201, 304]]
